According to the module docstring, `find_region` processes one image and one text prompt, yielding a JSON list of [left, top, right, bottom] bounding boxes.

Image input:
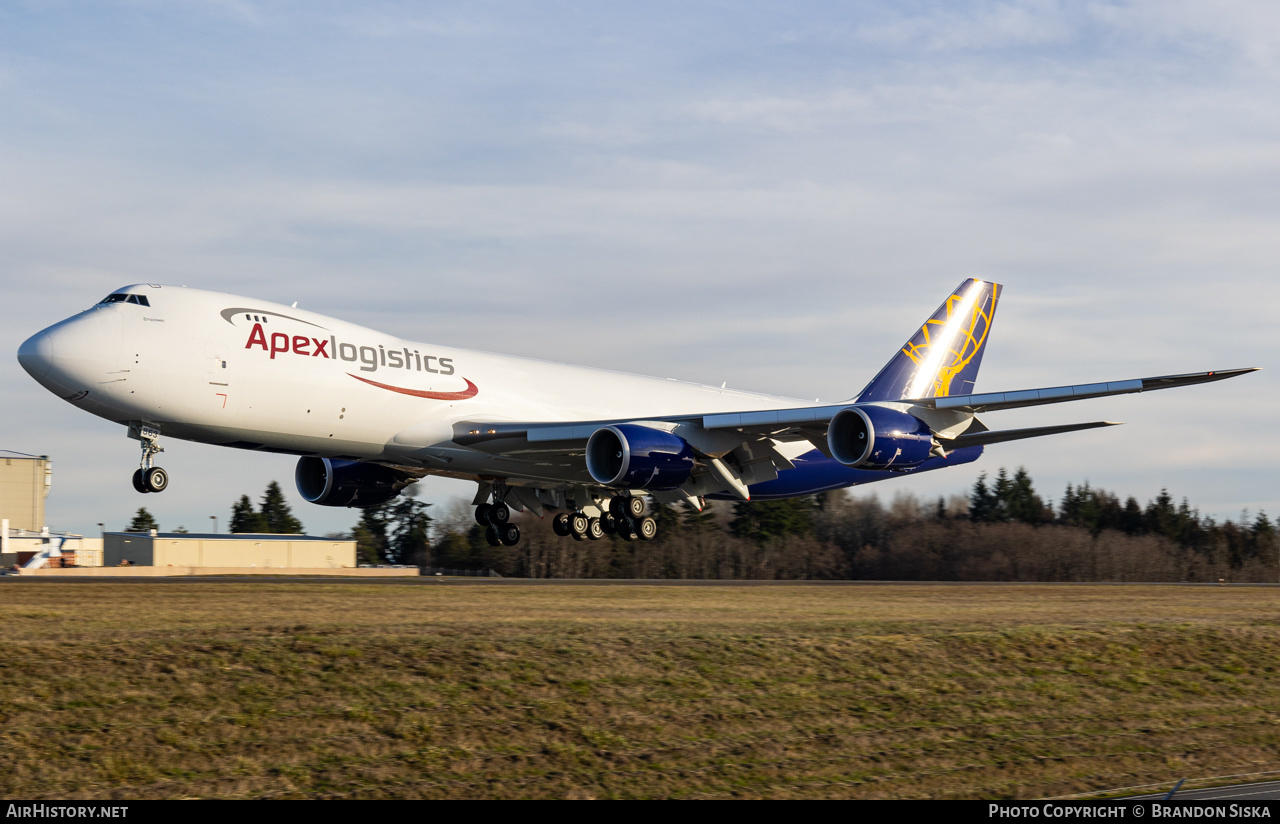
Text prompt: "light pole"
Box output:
[[210, 515, 217, 534]]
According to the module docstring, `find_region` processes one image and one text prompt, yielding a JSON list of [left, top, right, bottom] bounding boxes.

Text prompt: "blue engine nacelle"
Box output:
[[827, 406, 934, 470], [585, 424, 696, 490], [295, 457, 403, 507]]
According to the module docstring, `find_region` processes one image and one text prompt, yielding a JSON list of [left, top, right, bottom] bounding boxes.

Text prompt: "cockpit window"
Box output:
[[97, 293, 150, 306]]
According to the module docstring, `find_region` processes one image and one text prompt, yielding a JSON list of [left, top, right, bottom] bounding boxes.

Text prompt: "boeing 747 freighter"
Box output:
[[17, 279, 1255, 546]]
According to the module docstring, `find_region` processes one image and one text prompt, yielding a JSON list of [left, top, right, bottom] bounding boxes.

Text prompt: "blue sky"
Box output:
[[1, 1, 1276, 537]]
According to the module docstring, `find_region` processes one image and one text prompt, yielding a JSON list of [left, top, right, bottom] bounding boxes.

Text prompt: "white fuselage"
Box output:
[[19, 285, 814, 486]]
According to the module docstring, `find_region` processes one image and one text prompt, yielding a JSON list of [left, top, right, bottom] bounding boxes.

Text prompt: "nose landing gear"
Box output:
[[129, 424, 168, 494]]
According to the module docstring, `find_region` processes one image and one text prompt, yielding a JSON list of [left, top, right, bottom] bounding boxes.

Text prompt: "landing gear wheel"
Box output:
[[143, 467, 169, 493], [609, 497, 627, 518], [485, 524, 503, 547], [626, 496, 647, 519], [475, 503, 492, 525], [489, 502, 511, 525], [619, 518, 638, 541], [131, 469, 149, 494], [587, 518, 604, 540], [552, 513, 571, 537], [569, 512, 588, 538], [637, 516, 657, 541], [601, 513, 619, 535], [499, 524, 521, 546]]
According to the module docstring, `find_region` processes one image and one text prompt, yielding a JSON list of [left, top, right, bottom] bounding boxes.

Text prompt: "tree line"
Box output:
[[414, 468, 1277, 582], [123, 470, 1276, 582]]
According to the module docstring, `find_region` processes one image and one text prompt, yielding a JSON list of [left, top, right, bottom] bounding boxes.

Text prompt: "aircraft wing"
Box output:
[[409, 366, 1256, 506], [904, 368, 1258, 413], [447, 368, 1256, 454]]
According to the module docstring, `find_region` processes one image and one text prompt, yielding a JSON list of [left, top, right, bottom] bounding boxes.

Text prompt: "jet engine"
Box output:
[[295, 457, 403, 507], [585, 424, 695, 490], [827, 406, 934, 470]]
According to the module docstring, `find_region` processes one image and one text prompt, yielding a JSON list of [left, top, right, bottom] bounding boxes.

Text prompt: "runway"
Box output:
[[1128, 780, 1280, 801], [2, 574, 1279, 587]]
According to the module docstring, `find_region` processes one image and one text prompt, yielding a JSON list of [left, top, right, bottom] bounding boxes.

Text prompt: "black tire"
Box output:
[[609, 497, 627, 518], [144, 466, 168, 493], [475, 503, 491, 525], [485, 525, 503, 547], [587, 518, 604, 540], [500, 524, 521, 547], [626, 496, 646, 518], [601, 513, 618, 535], [131, 469, 149, 494], [569, 512, 588, 536], [619, 518, 638, 541], [552, 513, 571, 537], [489, 502, 511, 525], [637, 516, 657, 541]]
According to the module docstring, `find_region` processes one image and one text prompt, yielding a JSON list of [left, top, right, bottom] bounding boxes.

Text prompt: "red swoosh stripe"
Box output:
[[348, 373, 479, 400]]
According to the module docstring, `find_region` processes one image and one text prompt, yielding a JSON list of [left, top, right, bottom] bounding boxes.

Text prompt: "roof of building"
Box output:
[[0, 450, 48, 460], [106, 532, 351, 541]]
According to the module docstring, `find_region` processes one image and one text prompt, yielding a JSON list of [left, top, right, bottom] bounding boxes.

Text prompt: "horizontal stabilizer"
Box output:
[[915, 368, 1258, 413], [939, 420, 1121, 450]]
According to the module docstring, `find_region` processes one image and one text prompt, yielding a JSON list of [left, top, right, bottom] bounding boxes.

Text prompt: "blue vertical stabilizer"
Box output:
[[856, 279, 1001, 402]]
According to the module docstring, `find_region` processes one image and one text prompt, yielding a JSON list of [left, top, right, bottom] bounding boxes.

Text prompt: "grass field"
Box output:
[[2, 581, 1279, 799]]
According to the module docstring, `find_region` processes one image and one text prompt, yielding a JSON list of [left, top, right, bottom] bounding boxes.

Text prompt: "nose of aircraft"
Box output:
[[17, 328, 56, 380], [17, 309, 123, 398]]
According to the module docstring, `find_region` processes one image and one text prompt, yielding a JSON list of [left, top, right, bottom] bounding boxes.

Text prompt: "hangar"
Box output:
[[2, 450, 103, 568], [1, 450, 50, 532]]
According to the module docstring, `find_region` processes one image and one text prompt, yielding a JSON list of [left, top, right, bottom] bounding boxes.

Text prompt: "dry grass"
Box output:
[[2, 581, 1279, 799]]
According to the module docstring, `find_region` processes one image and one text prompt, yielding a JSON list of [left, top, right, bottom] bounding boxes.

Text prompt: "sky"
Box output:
[[0, 0, 1276, 538]]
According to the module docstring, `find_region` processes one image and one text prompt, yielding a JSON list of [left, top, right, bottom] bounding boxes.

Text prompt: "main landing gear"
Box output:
[[475, 500, 520, 547], [550, 496, 657, 542], [472, 491, 657, 546], [130, 425, 168, 494]]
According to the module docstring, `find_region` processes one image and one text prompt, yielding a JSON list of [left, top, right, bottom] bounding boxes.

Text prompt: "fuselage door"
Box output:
[[205, 345, 230, 387]]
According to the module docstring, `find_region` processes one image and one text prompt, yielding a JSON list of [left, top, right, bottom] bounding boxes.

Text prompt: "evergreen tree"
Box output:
[[172, 525, 189, 534], [1145, 489, 1178, 541], [126, 507, 159, 532], [1004, 467, 1047, 525], [1121, 496, 1144, 535], [990, 468, 1013, 522], [354, 501, 393, 563], [229, 494, 266, 533], [259, 481, 304, 534], [647, 500, 682, 542], [387, 490, 432, 565], [969, 473, 997, 522], [730, 496, 816, 543], [680, 499, 719, 533]]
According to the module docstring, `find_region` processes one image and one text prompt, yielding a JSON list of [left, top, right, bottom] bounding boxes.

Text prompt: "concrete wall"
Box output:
[[104, 534, 355, 568], [0, 456, 49, 532], [19, 566, 415, 577], [2, 535, 103, 569]]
